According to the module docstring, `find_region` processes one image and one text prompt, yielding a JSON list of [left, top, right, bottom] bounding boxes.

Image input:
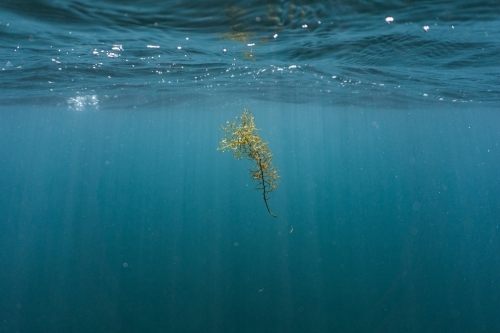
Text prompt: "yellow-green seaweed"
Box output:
[[218, 109, 279, 217]]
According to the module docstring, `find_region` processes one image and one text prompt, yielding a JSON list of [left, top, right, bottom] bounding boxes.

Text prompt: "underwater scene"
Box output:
[[1, 0, 499, 332]]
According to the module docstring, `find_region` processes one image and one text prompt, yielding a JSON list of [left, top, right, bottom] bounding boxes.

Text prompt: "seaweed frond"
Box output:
[[218, 109, 279, 217]]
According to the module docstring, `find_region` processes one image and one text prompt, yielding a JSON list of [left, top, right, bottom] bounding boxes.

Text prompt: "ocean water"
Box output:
[[1, 0, 499, 332]]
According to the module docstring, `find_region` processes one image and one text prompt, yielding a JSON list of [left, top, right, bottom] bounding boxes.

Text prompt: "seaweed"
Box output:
[[218, 109, 279, 217]]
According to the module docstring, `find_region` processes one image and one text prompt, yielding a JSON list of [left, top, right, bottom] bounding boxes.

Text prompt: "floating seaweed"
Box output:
[[218, 109, 279, 217]]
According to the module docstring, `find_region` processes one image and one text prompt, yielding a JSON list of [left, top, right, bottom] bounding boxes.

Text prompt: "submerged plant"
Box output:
[[218, 109, 279, 217]]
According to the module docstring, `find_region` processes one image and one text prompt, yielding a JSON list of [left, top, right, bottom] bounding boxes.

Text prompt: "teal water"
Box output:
[[2, 100, 499, 332], [1, 1, 500, 332]]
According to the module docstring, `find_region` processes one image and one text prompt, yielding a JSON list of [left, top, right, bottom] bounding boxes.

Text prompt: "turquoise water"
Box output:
[[1, 1, 500, 332]]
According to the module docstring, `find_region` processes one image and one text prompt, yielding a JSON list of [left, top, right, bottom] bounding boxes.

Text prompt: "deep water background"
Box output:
[[1, 0, 500, 332]]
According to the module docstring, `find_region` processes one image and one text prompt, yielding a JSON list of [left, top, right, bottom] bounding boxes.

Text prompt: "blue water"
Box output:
[[1, 1, 500, 332]]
